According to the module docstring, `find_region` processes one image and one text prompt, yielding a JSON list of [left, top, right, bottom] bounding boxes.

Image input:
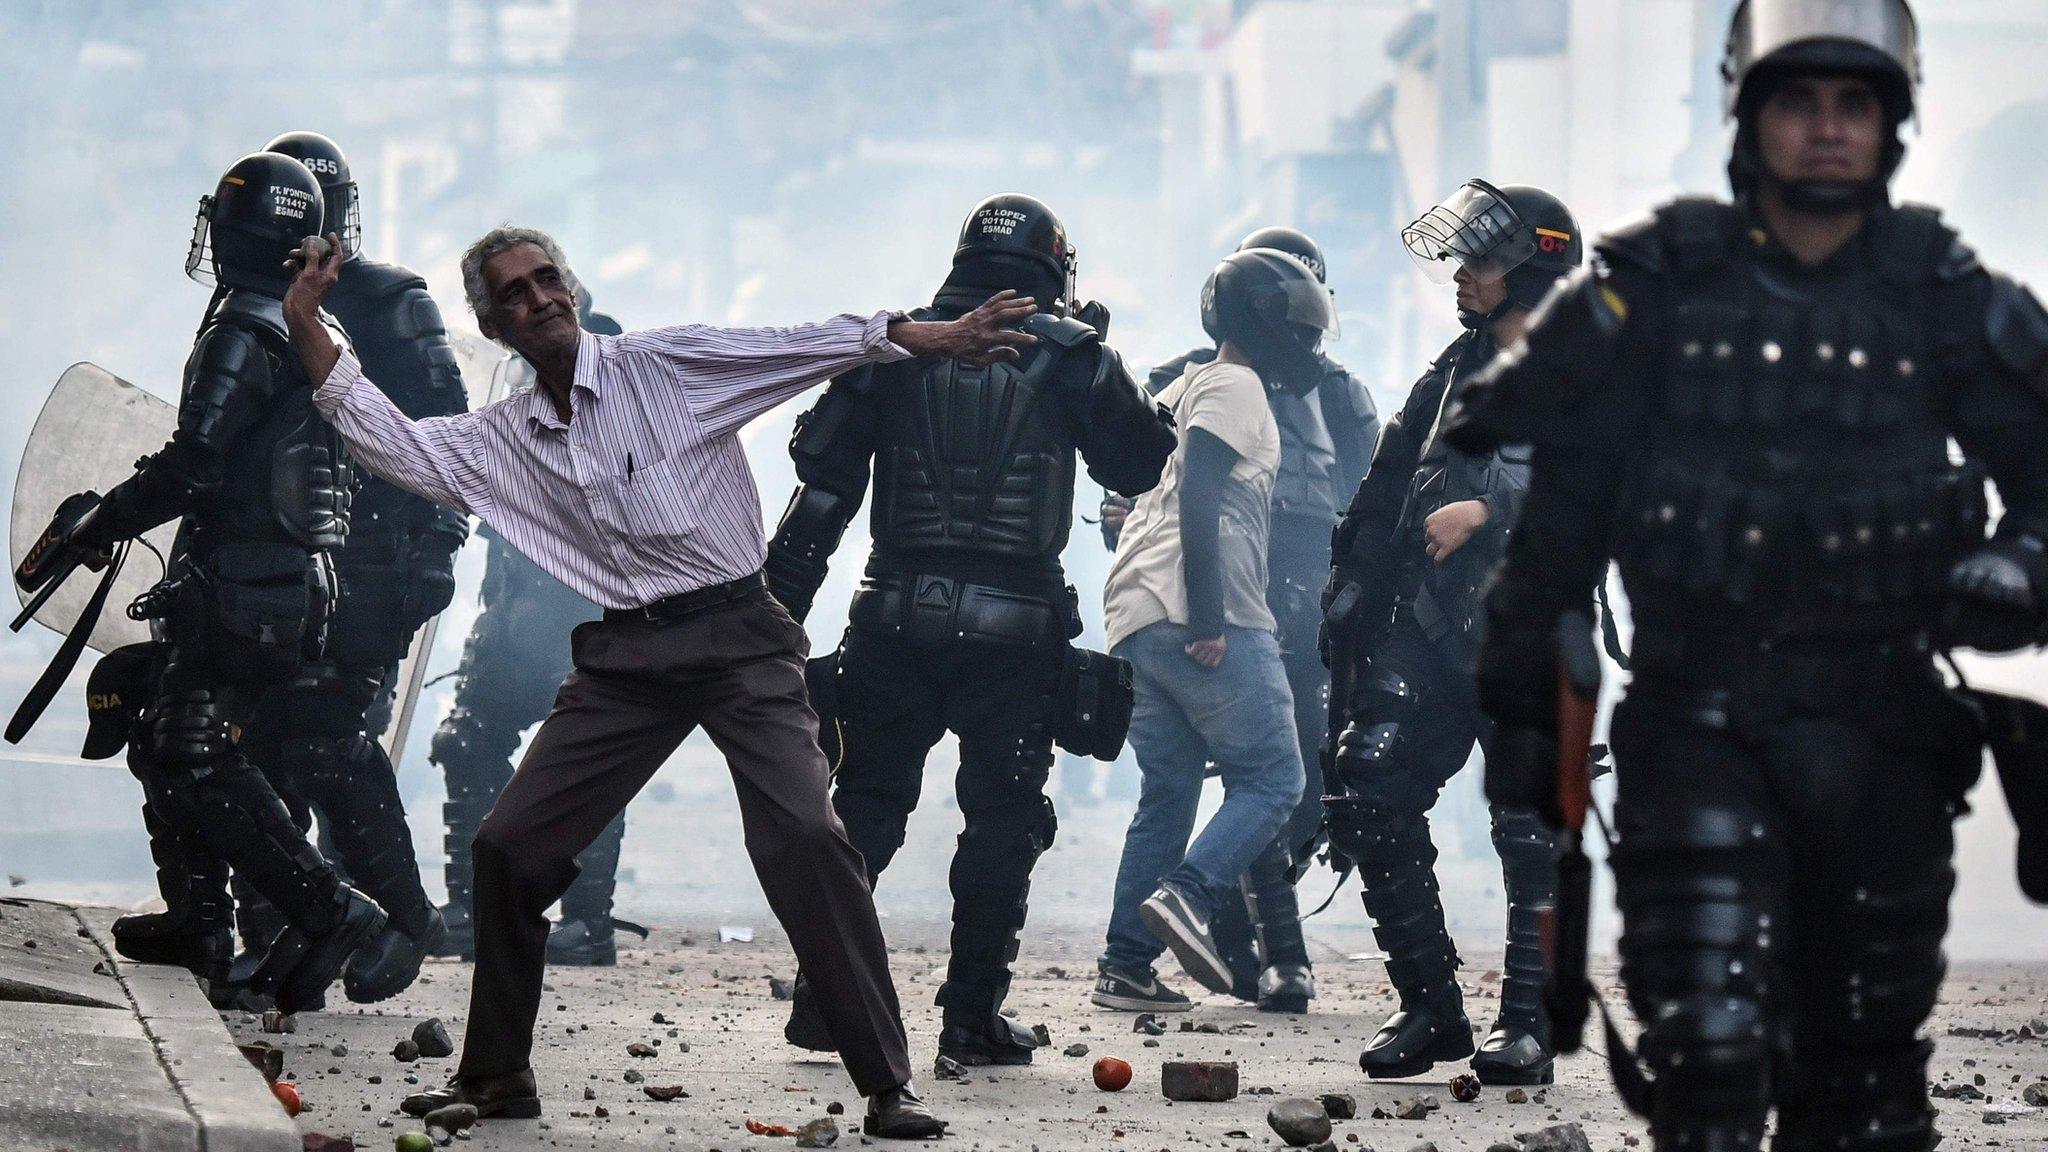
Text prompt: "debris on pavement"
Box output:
[[1092, 1056, 1132, 1091], [644, 1084, 689, 1102], [1266, 1097, 1334, 1146], [271, 1080, 302, 1116], [1319, 1092, 1357, 1119], [1160, 1060, 1238, 1102], [412, 1018, 454, 1058], [795, 1117, 839, 1147]]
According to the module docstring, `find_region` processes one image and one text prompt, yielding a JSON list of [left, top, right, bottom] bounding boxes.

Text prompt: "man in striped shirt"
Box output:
[[280, 225, 1035, 1138]]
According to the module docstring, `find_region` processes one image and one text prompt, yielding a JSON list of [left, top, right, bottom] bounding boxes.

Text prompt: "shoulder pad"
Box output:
[[1986, 273, 2048, 380], [1654, 197, 1742, 274], [1937, 236, 1984, 283], [1875, 203, 1960, 289], [339, 257, 429, 300], [583, 309, 624, 336], [212, 290, 289, 344], [1149, 346, 1214, 395], [1595, 210, 1665, 274], [1022, 313, 1099, 349]]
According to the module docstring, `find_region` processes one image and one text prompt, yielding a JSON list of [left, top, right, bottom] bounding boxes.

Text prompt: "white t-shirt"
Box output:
[[1103, 358, 1281, 649]]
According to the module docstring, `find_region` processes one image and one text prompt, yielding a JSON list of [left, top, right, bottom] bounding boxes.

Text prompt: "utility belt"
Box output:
[[838, 573, 1134, 761], [132, 543, 335, 677], [848, 572, 1079, 648], [1624, 625, 1942, 730]]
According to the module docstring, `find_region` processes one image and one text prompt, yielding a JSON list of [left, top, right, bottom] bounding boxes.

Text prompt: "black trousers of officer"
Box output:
[[1345, 612, 1556, 1023], [134, 573, 347, 945], [830, 622, 1064, 1022], [1609, 645, 1962, 1150], [434, 559, 620, 927], [239, 658, 431, 936]]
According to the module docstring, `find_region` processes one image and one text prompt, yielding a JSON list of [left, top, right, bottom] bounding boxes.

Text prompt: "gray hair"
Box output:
[[460, 225, 576, 319]]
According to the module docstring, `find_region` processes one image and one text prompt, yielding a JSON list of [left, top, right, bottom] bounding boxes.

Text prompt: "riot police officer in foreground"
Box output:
[[1444, 1, 2048, 1145], [767, 194, 1176, 1064], [1120, 226, 1378, 1013], [1324, 180, 1580, 1084], [213, 131, 471, 1004], [16, 152, 385, 1012], [428, 288, 640, 968]]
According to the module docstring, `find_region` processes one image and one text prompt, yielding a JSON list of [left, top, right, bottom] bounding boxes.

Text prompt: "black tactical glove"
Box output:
[[1942, 534, 2047, 653], [400, 518, 467, 627], [1318, 561, 1398, 668]]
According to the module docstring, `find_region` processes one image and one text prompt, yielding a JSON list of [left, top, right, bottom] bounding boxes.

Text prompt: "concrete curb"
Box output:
[[75, 905, 302, 1152]]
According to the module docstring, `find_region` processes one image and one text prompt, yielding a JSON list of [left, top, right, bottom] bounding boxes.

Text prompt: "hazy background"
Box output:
[[2, 0, 2043, 962]]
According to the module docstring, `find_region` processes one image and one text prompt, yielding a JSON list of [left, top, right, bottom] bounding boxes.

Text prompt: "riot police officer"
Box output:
[[425, 288, 641, 967], [15, 152, 385, 1012], [212, 131, 471, 1004], [1323, 180, 1581, 1084], [1118, 226, 1379, 1013], [1444, 2, 2048, 1145], [765, 194, 1176, 1065]]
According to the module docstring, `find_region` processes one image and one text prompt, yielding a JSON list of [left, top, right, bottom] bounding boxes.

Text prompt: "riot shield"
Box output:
[[9, 364, 178, 653]]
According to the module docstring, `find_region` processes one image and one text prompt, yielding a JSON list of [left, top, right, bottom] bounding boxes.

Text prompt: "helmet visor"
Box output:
[[1724, 0, 1918, 115], [1402, 183, 1537, 286], [1255, 250, 1341, 341], [185, 197, 216, 287]]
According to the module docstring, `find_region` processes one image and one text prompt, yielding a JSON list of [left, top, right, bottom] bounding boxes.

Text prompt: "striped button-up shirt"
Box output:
[[313, 313, 909, 610]]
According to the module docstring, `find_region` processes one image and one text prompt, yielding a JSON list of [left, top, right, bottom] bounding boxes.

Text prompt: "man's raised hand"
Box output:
[[283, 233, 345, 321], [889, 290, 1040, 366]]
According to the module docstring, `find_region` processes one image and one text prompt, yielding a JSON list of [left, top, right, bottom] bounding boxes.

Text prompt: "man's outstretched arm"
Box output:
[[283, 237, 491, 518]]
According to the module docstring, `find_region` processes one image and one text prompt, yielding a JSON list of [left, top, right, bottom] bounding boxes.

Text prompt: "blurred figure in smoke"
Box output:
[[1093, 248, 1333, 1011], [220, 131, 471, 1008], [428, 282, 647, 968], [1323, 179, 1581, 1086], [1445, 1, 2048, 1145], [1101, 226, 1379, 1013], [766, 194, 1175, 1065]]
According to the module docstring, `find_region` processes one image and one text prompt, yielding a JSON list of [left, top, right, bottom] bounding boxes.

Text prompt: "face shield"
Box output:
[[1245, 249, 1341, 342], [1723, 0, 1919, 118], [184, 195, 217, 287], [1402, 181, 1539, 287]]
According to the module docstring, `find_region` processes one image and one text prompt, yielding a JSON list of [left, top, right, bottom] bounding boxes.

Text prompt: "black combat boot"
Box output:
[[345, 903, 445, 1003], [112, 813, 234, 986], [1357, 831, 1472, 1079], [1471, 901, 1555, 1084], [937, 1010, 1043, 1067], [248, 884, 387, 1014]]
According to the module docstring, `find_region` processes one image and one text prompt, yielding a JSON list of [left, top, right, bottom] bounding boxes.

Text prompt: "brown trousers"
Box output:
[[454, 587, 913, 1096]]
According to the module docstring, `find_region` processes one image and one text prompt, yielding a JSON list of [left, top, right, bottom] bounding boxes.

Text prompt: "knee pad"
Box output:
[[1491, 807, 1559, 904], [151, 688, 235, 766], [1325, 781, 1430, 878]]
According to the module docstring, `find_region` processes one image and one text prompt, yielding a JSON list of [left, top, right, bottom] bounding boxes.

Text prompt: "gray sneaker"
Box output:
[[1091, 967, 1193, 1012], [1139, 883, 1235, 995]]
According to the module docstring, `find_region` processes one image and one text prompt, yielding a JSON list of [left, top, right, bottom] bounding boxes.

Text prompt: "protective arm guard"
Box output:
[[386, 282, 470, 421], [84, 325, 276, 547], [766, 484, 856, 623], [764, 371, 877, 622], [1318, 358, 1381, 502], [1054, 334, 1176, 498]]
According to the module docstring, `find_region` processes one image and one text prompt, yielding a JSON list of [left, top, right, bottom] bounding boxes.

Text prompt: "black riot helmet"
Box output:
[[1722, 0, 1920, 213], [184, 151, 325, 298], [1403, 179, 1582, 323], [1200, 248, 1339, 390], [264, 131, 362, 257], [953, 193, 1076, 313], [1237, 226, 1326, 283]]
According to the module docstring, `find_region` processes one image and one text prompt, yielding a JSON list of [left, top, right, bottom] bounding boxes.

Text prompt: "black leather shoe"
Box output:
[[783, 974, 837, 1052], [1470, 1021, 1555, 1085], [545, 915, 648, 966], [430, 901, 473, 961], [1359, 1006, 1474, 1079], [1256, 962, 1314, 1014], [937, 1012, 1041, 1066], [401, 1068, 542, 1119], [345, 905, 445, 1004], [863, 1082, 947, 1140], [250, 886, 386, 1015]]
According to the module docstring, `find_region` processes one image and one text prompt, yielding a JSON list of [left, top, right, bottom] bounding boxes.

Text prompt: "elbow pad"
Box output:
[[765, 484, 854, 622]]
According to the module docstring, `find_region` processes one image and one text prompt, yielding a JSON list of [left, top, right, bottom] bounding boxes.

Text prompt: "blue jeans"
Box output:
[[1100, 621, 1305, 976]]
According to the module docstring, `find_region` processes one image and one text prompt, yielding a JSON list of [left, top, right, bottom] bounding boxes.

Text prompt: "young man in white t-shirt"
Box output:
[[1094, 249, 1336, 1006]]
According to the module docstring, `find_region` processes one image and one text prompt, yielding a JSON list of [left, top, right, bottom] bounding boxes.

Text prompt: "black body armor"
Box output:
[[1610, 201, 1986, 637], [1447, 197, 2048, 1151], [767, 292, 1173, 1045]]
